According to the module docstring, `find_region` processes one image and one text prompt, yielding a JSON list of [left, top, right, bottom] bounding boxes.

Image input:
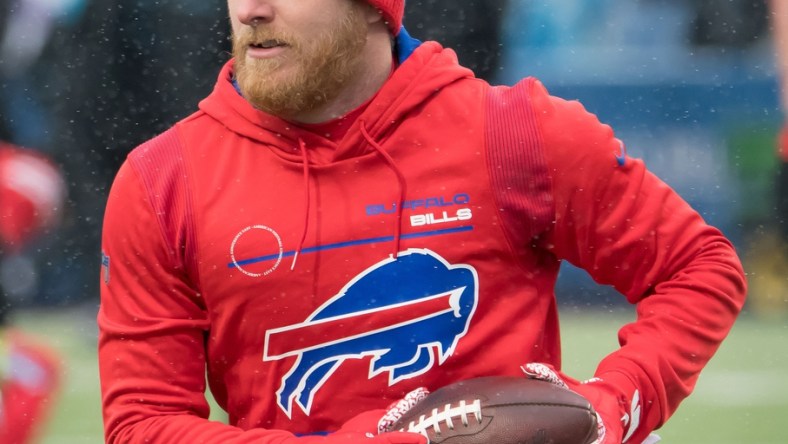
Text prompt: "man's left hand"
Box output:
[[521, 363, 615, 444]]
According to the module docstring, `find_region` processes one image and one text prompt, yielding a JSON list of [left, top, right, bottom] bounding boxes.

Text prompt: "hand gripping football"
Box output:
[[389, 376, 598, 444]]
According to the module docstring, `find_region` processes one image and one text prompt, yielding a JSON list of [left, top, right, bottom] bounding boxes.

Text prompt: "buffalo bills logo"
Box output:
[[263, 248, 479, 417]]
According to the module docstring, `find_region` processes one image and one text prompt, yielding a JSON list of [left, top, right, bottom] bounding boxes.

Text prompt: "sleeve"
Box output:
[[97, 159, 297, 444], [529, 80, 747, 441]]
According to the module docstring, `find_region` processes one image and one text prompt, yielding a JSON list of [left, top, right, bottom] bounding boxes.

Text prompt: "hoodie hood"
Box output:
[[198, 41, 474, 164]]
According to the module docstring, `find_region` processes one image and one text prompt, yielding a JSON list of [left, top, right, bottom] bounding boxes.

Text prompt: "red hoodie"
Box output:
[[98, 41, 746, 443]]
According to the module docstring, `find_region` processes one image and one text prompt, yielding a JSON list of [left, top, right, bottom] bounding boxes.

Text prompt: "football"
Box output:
[[389, 376, 598, 444]]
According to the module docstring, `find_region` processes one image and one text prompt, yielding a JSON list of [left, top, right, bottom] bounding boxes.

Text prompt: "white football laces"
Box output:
[[400, 399, 483, 437]]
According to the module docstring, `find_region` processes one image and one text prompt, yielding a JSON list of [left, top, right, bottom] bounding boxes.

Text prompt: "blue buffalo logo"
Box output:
[[263, 248, 479, 417]]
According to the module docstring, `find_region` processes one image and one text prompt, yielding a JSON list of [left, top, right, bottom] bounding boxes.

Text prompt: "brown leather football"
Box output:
[[389, 376, 598, 444]]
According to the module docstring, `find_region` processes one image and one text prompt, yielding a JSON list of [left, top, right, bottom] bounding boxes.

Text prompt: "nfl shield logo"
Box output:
[[101, 252, 110, 284]]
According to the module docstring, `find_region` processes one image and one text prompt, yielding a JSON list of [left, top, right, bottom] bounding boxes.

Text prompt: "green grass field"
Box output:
[[15, 306, 788, 443]]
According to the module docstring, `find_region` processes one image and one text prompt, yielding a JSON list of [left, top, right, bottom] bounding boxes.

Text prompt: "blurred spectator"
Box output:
[[404, 0, 508, 81], [743, 0, 788, 318], [1, 0, 86, 150], [770, 0, 788, 241], [1, 5, 75, 440], [690, 0, 769, 47], [1, 0, 87, 308], [48, 0, 230, 305], [0, 328, 62, 444], [0, 141, 65, 444]]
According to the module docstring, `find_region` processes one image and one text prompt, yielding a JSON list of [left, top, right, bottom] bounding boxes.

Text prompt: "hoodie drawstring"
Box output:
[[291, 138, 311, 271], [360, 122, 406, 258]]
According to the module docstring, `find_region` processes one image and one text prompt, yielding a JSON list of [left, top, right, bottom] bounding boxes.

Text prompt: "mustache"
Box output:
[[233, 27, 299, 50]]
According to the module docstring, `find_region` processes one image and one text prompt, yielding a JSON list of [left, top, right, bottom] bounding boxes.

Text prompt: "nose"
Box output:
[[233, 0, 275, 26]]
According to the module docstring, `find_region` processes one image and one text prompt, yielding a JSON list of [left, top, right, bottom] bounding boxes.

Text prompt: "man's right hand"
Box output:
[[295, 430, 426, 443]]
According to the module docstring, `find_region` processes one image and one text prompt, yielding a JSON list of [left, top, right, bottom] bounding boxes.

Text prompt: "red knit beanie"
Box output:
[[365, 0, 404, 35]]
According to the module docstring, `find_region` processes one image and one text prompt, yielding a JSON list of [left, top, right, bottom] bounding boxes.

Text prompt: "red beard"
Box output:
[[232, 9, 368, 118]]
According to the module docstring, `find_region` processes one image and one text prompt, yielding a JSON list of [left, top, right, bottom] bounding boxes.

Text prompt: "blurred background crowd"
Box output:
[[0, 0, 786, 442]]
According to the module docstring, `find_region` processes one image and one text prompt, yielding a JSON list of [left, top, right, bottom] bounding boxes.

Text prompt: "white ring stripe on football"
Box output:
[[402, 399, 483, 437]]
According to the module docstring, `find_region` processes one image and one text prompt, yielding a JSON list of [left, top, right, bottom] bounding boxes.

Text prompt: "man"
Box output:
[[98, 1, 747, 443], [404, 0, 508, 81], [0, 141, 65, 444], [770, 0, 788, 246], [746, 0, 788, 317]]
